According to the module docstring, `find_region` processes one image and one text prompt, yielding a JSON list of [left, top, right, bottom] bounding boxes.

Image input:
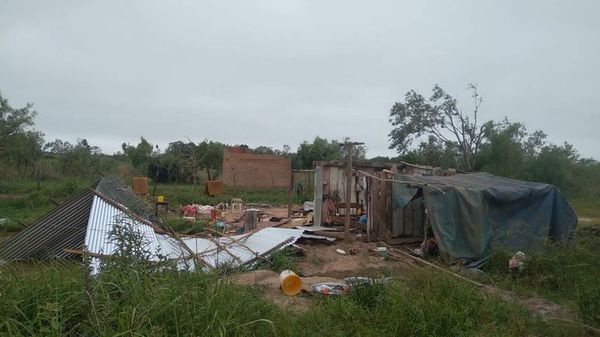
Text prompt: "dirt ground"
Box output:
[[229, 235, 413, 312], [228, 206, 583, 325]]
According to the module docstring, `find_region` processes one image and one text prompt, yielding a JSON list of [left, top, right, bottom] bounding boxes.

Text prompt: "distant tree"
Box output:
[[253, 146, 275, 155], [5, 130, 43, 166], [389, 84, 494, 171], [121, 137, 154, 170], [524, 129, 548, 158], [526, 142, 579, 195], [195, 140, 224, 178], [476, 121, 527, 178], [339, 137, 367, 161], [295, 137, 342, 169], [0, 93, 44, 178], [44, 139, 74, 154], [294, 136, 366, 169], [0, 93, 41, 157], [402, 135, 457, 169]]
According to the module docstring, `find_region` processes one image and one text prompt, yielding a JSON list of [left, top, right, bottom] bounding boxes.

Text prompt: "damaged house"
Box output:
[[314, 160, 577, 260], [0, 176, 306, 272]]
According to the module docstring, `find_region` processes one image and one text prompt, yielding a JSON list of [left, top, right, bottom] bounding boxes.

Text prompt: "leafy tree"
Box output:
[[389, 84, 494, 171], [402, 136, 457, 169], [295, 137, 343, 169], [526, 143, 579, 196], [253, 146, 275, 155], [0, 93, 40, 156], [44, 139, 74, 154], [476, 121, 527, 178], [294, 136, 365, 169], [0, 93, 44, 178], [194, 140, 224, 179], [121, 137, 154, 170]]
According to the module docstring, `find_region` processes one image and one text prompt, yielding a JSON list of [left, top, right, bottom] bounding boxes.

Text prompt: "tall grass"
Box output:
[[0, 262, 588, 336], [485, 225, 600, 326], [0, 178, 90, 232]]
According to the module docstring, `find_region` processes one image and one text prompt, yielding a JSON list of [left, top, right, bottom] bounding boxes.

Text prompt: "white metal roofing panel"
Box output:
[[193, 227, 304, 269], [84, 195, 172, 273], [83, 196, 305, 272]]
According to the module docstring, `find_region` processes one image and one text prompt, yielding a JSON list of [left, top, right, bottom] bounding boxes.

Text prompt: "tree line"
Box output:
[[1, 88, 599, 199], [0, 92, 365, 184]]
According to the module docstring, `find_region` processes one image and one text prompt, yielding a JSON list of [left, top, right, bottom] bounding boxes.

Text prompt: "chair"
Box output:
[[231, 198, 243, 213]]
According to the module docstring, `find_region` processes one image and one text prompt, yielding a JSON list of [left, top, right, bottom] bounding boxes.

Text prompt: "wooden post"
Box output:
[[342, 141, 364, 241], [288, 171, 294, 218]]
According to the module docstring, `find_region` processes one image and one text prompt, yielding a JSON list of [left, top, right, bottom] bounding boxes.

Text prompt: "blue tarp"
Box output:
[[393, 172, 577, 260]]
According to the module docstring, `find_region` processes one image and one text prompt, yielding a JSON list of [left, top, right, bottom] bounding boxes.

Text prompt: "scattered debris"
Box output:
[[311, 282, 350, 295], [336, 249, 346, 255], [303, 201, 314, 212], [509, 251, 526, 271]]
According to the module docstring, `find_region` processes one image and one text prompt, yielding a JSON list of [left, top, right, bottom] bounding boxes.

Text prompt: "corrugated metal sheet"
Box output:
[[85, 195, 183, 273], [1, 175, 305, 273], [181, 228, 304, 270], [0, 186, 96, 261], [95, 176, 156, 222]]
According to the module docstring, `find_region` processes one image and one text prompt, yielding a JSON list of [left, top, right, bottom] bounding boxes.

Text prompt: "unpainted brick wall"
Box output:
[[222, 148, 291, 188]]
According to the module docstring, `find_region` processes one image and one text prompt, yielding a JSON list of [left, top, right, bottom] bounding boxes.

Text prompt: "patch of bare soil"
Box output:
[[297, 241, 412, 279], [484, 285, 574, 320], [229, 270, 341, 312], [228, 239, 415, 311]]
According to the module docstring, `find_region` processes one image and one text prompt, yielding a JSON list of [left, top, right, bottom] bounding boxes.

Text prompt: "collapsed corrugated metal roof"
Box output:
[[0, 176, 309, 273], [0, 176, 158, 262]]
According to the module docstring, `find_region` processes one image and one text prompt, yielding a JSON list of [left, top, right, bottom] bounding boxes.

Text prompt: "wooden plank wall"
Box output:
[[368, 172, 393, 242]]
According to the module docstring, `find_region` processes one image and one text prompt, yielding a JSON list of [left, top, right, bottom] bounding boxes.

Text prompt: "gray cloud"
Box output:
[[1, 0, 598, 158]]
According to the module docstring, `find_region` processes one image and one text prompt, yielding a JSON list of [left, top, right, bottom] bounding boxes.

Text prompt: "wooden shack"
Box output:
[[313, 160, 454, 243]]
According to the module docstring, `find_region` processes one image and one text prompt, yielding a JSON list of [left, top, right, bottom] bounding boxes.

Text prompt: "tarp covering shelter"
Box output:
[[393, 172, 577, 260]]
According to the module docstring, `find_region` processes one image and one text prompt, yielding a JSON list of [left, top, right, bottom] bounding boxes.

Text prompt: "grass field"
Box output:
[[0, 259, 590, 337], [1, 177, 599, 335], [0, 178, 309, 232]]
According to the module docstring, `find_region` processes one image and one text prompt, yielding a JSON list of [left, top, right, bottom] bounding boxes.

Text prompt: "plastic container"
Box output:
[[279, 270, 302, 296]]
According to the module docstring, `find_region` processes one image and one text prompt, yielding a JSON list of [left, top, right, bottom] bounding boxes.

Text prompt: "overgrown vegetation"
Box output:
[[0, 178, 89, 232], [1, 261, 589, 336], [485, 224, 600, 326]]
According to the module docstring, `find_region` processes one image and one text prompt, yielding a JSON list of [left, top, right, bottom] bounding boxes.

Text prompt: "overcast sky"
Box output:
[[1, 0, 598, 159]]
